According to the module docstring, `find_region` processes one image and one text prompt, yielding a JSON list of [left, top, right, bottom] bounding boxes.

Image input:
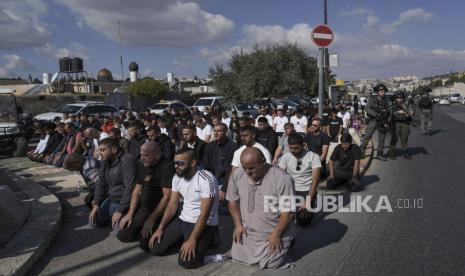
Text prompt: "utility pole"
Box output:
[[318, 0, 328, 116], [118, 21, 124, 87], [324, 0, 330, 98]]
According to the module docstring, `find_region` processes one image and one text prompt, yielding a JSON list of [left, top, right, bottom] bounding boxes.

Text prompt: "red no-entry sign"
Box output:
[[311, 24, 334, 48]]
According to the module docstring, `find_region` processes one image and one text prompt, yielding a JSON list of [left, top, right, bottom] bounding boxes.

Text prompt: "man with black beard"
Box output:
[[117, 142, 175, 243], [146, 125, 175, 160], [89, 138, 137, 230], [179, 125, 206, 163], [127, 123, 145, 159], [146, 148, 219, 269], [256, 117, 279, 159]]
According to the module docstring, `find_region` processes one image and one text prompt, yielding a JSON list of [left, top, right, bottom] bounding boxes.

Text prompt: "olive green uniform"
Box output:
[[360, 95, 390, 156], [389, 102, 413, 154]]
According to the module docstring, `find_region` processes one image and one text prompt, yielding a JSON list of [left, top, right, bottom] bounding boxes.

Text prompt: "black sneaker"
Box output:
[[388, 151, 396, 160]]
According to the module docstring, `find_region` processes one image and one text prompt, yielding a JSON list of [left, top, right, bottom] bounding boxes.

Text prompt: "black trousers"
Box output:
[[116, 207, 153, 242], [327, 169, 363, 192], [139, 218, 217, 269]]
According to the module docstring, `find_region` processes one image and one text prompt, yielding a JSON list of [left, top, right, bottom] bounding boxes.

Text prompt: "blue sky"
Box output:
[[1, 0, 465, 81]]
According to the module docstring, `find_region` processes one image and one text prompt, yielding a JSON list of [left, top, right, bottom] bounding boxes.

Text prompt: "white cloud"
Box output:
[[0, 0, 51, 50], [243, 23, 315, 49], [0, 55, 36, 77], [339, 7, 373, 17], [198, 45, 248, 64], [380, 8, 434, 34], [55, 0, 235, 47], [35, 43, 92, 61]]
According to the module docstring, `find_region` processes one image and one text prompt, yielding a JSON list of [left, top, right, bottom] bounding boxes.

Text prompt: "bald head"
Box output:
[[240, 147, 265, 165], [240, 147, 267, 182], [140, 141, 162, 166]]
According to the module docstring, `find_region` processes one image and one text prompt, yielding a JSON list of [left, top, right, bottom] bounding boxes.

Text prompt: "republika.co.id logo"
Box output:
[[264, 195, 424, 213]]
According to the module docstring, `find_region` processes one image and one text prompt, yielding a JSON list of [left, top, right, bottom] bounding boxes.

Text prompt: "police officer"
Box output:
[[418, 86, 433, 135], [388, 91, 413, 160], [360, 84, 391, 161]]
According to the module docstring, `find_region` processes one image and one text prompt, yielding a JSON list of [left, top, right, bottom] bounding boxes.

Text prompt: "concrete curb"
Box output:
[[0, 172, 62, 276]]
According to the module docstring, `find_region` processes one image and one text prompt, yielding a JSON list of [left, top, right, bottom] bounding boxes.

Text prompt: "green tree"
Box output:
[[126, 78, 168, 98], [209, 43, 319, 101]]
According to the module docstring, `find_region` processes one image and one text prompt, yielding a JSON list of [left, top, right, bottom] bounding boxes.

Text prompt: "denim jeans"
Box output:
[[89, 197, 121, 229]]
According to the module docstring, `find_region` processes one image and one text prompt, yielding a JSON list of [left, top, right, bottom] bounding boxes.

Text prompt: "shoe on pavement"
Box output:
[[388, 151, 396, 160], [376, 152, 387, 161]]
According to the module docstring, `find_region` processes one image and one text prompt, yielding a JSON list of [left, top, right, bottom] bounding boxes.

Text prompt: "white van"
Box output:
[[192, 96, 223, 112]]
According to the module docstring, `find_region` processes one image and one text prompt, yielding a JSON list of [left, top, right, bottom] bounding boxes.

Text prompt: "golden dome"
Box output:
[[97, 68, 113, 81]]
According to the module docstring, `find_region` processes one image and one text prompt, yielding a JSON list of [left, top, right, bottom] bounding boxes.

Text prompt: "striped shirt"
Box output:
[[172, 168, 219, 226]]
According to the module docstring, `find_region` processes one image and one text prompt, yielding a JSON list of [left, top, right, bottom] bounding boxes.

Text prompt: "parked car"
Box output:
[[272, 99, 300, 109], [149, 101, 190, 115], [286, 96, 309, 106], [222, 102, 258, 117], [34, 102, 118, 121], [433, 97, 440, 104], [450, 93, 461, 103], [438, 98, 450, 105], [192, 96, 223, 112], [0, 91, 33, 157], [461, 96, 465, 105]]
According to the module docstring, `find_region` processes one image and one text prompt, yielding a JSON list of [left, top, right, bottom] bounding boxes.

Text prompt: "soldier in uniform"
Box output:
[[388, 91, 413, 160], [360, 84, 391, 161], [418, 86, 433, 135]]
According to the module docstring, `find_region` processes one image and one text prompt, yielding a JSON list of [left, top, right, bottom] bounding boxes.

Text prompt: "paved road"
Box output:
[[24, 104, 465, 275]]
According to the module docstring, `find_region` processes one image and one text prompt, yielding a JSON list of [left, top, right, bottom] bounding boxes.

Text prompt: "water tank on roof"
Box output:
[[71, 57, 83, 72], [59, 57, 71, 72], [129, 62, 139, 72]]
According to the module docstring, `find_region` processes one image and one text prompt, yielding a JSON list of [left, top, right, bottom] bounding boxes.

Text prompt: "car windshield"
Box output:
[[236, 103, 254, 111], [0, 94, 18, 122], [194, 99, 213, 106], [451, 94, 460, 97], [54, 105, 82, 114], [151, 103, 169, 109]]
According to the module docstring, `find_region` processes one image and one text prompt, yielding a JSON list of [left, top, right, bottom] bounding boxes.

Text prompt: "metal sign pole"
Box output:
[[318, 47, 324, 116]]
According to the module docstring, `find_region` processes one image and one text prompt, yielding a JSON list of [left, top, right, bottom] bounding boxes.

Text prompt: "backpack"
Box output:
[[419, 96, 432, 109]]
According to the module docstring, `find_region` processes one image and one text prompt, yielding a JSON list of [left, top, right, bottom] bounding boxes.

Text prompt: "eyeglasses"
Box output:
[[296, 160, 302, 171], [174, 160, 189, 166]]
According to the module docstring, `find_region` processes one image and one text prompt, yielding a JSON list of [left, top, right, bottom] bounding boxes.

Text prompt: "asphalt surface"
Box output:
[[20, 104, 465, 275]]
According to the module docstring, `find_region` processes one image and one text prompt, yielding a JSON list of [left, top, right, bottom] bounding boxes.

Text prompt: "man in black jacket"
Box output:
[[203, 123, 239, 200], [89, 138, 137, 231], [128, 123, 145, 159], [256, 117, 279, 158], [180, 125, 206, 163], [146, 126, 175, 160]]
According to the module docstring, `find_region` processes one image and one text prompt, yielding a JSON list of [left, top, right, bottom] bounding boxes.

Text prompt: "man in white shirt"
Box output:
[[221, 111, 232, 128], [148, 148, 219, 269], [290, 109, 308, 134], [273, 109, 289, 136], [256, 107, 273, 126], [337, 107, 351, 130], [195, 118, 213, 142], [230, 125, 272, 184], [231, 125, 272, 168], [278, 133, 321, 226]]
